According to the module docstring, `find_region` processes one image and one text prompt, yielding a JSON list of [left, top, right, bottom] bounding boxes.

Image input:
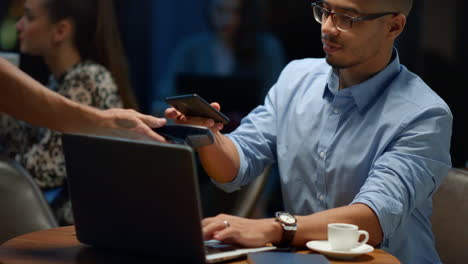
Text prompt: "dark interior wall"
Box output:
[[414, 0, 467, 167], [116, 0, 208, 113], [453, 0, 468, 167], [114, 0, 153, 113], [267, 0, 322, 62]]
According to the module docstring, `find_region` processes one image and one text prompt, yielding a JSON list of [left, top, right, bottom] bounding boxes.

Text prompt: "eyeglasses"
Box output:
[[311, 1, 399, 32]]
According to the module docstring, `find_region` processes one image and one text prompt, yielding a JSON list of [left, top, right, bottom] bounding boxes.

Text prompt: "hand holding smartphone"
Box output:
[[165, 94, 230, 125], [154, 125, 214, 148]]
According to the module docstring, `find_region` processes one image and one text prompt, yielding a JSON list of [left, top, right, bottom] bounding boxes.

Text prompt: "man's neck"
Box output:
[[338, 48, 393, 90]]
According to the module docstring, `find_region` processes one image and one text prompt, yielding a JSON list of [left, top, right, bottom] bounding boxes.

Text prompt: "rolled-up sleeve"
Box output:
[[352, 104, 452, 247], [212, 85, 280, 193], [211, 59, 319, 193]]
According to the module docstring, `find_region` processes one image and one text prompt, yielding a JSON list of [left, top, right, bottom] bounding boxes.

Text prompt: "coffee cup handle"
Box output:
[[357, 230, 369, 247]]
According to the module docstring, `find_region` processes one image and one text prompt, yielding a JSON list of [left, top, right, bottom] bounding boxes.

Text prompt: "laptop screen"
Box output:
[[62, 134, 206, 263]]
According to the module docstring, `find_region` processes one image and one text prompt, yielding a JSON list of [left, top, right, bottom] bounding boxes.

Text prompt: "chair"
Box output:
[[432, 168, 468, 264], [0, 155, 58, 245], [199, 165, 272, 218], [231, 165, 272, 217]]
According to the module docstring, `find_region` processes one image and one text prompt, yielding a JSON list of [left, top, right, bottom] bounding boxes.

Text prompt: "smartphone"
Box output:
[[165, 94, 230, 125]]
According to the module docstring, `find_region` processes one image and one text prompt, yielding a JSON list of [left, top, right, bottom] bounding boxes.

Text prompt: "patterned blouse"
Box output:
[[0, 61, 123, 190]]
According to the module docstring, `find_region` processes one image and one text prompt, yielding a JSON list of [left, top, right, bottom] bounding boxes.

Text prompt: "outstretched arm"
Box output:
[[201, 203, 382, 248], [0, 58, 166, 141]]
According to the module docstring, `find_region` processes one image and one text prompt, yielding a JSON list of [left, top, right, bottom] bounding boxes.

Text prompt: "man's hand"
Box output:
[[166, 102, 240, 183], [164, 102, 224, 132], [202, 214, 281, 248], [99, 108, 167, 142]]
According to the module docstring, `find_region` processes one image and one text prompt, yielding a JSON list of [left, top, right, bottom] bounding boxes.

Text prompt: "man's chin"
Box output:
[[325, 56, 355, 69], [326, 57, 346, 69]]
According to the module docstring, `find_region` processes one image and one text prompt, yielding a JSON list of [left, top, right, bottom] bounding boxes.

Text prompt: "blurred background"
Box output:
[[1, 0, 466, 217]]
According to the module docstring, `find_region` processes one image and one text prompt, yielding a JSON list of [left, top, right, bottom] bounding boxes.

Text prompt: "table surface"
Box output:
[[0, 226, 400, 264]]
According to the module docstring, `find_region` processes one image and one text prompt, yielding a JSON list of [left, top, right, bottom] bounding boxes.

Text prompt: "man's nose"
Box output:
[[321, 15, 339, 36]]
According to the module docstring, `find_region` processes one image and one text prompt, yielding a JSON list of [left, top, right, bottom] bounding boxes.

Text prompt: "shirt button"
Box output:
[[319, 195, 326, 202], [319, 151, 326, 159], [334, 108, 341, 114]]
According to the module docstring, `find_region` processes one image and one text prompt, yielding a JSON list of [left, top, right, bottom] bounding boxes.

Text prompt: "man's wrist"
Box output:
[[273, 212, 297, 247], [267, 218, 283, 245]]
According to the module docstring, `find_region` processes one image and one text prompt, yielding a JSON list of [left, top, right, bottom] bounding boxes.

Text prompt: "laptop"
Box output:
[[61, 133, 275, 263]]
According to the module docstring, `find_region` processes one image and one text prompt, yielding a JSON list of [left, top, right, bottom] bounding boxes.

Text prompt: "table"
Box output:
[[0, 226, 400, 264]]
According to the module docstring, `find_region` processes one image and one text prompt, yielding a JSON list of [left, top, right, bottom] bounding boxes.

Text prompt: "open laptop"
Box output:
[[61, 133, 275, 263]]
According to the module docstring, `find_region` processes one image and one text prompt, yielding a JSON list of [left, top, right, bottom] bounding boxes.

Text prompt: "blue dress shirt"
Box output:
[[216, 51, 452, 263]]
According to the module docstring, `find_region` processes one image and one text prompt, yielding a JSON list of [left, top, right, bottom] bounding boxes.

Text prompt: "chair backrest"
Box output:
[[231, 165, 271, 217], [432, 168, 468, 264], [0, 155, 58, 244], [199, 165, 272, 218]]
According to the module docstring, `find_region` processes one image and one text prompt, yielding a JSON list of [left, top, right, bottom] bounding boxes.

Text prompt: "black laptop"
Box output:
[[61, 133, 275, 263]]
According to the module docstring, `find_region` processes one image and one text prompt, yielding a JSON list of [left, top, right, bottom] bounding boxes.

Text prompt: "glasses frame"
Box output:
[[311, 1, 399, 32]]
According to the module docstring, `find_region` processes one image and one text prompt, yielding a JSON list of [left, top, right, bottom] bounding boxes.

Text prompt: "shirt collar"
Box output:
[[324, 49, 401, 112]]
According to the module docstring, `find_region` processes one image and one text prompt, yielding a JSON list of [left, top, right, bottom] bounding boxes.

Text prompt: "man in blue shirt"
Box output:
[[167, 0, 451, 263]]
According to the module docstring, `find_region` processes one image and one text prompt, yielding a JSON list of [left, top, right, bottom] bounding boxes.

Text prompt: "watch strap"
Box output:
[[275, 212, 297, 247]]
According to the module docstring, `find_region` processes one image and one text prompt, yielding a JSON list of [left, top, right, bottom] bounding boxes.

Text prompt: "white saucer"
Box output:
[[306, 240, 374, 260]]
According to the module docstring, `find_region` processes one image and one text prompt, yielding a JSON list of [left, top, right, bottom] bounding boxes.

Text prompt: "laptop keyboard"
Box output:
[[204, 241, 240, 255]]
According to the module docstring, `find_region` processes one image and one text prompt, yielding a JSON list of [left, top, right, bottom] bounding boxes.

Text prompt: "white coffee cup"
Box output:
[[0, 52, 20, 67], [328, 223, 369, 251]]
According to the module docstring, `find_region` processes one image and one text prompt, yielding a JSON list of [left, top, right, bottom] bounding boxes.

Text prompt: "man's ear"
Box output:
[[387, 14, 406, 40], [52, 19, 73, 43]]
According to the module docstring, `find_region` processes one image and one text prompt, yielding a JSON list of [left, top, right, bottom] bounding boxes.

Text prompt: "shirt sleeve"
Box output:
[[212, 60, 308, 193], [351, 104, 452, 247], [212, 83, 280, 193]]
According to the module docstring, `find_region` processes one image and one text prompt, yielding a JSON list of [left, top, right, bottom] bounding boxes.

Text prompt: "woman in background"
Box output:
[[153, 0, 285, 117], [0, 0, 137, 225]]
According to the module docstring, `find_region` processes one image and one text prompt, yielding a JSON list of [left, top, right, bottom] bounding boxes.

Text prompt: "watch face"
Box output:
[[279, 213, 296, 224]]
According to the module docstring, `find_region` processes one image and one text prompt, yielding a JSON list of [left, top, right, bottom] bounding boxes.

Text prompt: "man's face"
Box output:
[[319, 0, 392, 69]]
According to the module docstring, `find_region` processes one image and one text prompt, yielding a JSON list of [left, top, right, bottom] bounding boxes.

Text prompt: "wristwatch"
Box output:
[[274, 211, 297, 247]]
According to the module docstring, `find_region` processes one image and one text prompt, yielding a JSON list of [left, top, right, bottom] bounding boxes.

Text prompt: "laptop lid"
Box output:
[[62, 133, 206, 263], [62, 133, 275, 263]]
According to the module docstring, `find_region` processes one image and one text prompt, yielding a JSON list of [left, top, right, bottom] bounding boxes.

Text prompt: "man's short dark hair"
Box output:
[[381, 0, 413, 16], [403, 0, 413, 16], [396, 0, 413, 16]]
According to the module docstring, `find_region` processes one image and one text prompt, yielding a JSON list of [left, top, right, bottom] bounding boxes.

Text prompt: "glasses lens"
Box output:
[[333, 13, 352, 31], [313, 5, 325, 24]]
